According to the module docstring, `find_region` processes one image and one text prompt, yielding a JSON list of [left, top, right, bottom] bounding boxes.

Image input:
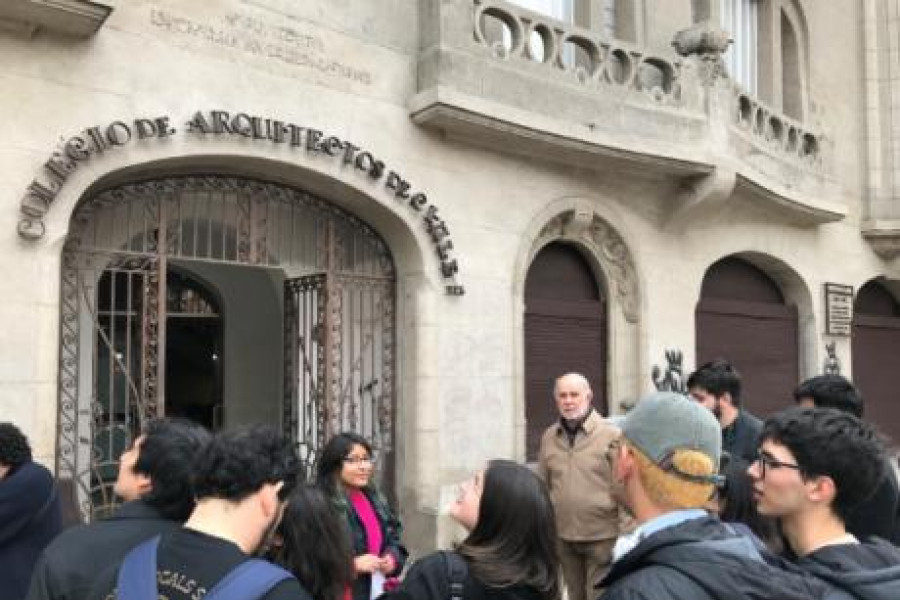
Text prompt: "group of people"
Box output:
[[537, 362, 900, 600], [1, 360, 899, 600]]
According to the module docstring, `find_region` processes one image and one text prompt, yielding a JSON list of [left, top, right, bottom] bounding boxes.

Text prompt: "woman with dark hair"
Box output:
[[317, 432, 406, 600], [386, 459, 561, 600], [269, 484, 355, 600], [716, 458, 783, 555]]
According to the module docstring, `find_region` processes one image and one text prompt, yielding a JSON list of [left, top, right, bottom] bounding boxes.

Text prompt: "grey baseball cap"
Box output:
[[621, 391, 723, 485]]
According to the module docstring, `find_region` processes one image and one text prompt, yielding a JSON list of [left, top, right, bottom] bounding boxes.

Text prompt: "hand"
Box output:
[[354, 554, 382, 574], [378, 554, 395, 573]]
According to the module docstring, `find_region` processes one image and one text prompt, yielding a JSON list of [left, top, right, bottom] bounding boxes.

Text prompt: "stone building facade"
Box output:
[[1, 0, 898, 551]]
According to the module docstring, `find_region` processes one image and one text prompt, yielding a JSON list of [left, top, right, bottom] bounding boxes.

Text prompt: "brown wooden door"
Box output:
[[524, 243, 606, 461], [852, 281, 900, 445], [696, 257, 799, 417]]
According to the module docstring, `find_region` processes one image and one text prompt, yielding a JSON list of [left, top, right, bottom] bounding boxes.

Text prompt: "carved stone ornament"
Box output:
[[823, 341, 841, 376], [537, 209, 640, 322], [672, 21, 732, 86], [652, 349, 687, 393]]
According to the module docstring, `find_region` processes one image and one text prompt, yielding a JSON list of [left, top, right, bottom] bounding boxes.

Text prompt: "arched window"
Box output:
[[852, 280, 900, 444], [695, 256, 798, 417], [524, 242, 606, 460]]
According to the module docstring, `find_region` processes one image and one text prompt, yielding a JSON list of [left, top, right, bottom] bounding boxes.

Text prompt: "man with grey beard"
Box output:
[[537, 373, 627, 600]]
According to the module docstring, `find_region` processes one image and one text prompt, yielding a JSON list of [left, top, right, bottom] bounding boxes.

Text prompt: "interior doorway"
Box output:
[[164, 268, 223, 430]]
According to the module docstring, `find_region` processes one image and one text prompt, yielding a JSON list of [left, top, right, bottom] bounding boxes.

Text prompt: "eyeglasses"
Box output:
[[754, 450, 802, 478], [343, 456, 374, 466]]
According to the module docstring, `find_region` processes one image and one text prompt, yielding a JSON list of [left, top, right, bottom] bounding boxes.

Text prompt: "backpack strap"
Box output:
[[203, 558, 294, 600], [441, 551, 467, 600], [116, 536, 162, 600]]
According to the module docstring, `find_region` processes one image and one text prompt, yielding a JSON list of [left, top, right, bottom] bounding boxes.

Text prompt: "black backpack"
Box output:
[[441, 552, 467, 600]]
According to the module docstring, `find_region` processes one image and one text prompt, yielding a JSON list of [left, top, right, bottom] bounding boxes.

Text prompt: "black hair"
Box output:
[[316, 431, 374, 498], [760, 407, 886, 521], [793, 375, 864, 418], [192, 425, 299, 502], [687, 359, 743, 406], [133, 418, 212, 520], [457, 460, 561, 600], [0, 422, 32, 469], [270, 484, 354, 600], [719, 459, 783, 554]]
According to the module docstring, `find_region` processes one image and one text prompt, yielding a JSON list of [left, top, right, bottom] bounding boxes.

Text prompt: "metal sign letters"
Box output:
[[18, 110, 464, 295]]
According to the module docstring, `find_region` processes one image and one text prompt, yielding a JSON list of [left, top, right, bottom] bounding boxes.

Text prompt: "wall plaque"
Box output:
[[824, 283, 853, 336]]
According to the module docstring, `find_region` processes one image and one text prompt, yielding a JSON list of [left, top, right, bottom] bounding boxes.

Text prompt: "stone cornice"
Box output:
[[0, 0, 112, 38]]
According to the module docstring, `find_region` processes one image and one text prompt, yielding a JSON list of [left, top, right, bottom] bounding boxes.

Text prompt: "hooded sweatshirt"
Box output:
[[600, 516, 850, 600], [797, 538, 900, 600]]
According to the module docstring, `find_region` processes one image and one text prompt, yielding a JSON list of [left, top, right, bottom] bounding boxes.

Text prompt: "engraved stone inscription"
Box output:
[[149, 8, 372, 85]]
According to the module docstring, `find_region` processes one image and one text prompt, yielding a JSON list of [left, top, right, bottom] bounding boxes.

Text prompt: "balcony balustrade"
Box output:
[[412, 0, 844, 225]]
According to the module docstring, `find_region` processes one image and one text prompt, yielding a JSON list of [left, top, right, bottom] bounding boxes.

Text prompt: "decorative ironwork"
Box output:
[[60, 175, 397, 519], [58, 249, 157, 521], [651, 349, 687, 394]]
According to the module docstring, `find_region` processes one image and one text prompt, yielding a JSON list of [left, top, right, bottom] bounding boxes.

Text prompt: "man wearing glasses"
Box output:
[[600, 393, 835, 600], [749, 407, 900, 598], [793, 374, 900, 544]]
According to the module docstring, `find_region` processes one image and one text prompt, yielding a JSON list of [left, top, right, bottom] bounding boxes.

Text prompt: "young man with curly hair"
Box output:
[[0, 422, 62, 600], [88, 424, 310, 600], [749, 407, 900, 598], [27, 418, 211, 600]]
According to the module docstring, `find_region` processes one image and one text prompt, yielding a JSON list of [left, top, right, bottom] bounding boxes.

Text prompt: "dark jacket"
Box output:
[[723, 409, 763, 464], [387, 552, 545, 600], [600, 516, 848, 600], [797, 538, 900, 600], [338, 488, 407, 600], [25, 500, 179, 600], [0, 461, 62, 600], [845, 461, 900, 544]]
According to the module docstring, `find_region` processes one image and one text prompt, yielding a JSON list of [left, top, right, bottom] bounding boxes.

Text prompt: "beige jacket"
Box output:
[[537, 409, 626, 541]]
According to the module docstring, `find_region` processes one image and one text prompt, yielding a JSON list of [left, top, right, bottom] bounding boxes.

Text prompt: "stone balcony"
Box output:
[[411, 0, 845, 225]]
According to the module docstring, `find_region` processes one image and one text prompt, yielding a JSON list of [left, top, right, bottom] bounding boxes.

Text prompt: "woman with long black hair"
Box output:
[[269, 484, 355, 600], [317, 432, 406, 600], [386, 459, 561, 600]]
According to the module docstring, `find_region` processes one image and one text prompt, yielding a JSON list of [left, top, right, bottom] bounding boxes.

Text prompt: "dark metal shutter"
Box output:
[[853, 282, 900, 445], [696, 298, 799, 417], [696, 257, 799, 418], [524, 243, 606, 461]]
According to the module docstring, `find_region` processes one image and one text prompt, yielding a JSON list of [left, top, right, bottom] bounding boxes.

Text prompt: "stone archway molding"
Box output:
[[527, 201, 641, 323]]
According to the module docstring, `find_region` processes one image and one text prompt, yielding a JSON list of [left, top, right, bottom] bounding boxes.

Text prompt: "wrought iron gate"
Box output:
[[283, 272, 394, 484], [58, 177, 396, 521]]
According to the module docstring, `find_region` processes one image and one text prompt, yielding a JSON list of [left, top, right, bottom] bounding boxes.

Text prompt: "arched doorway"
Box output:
[[524, 242, 607, 461], [58, 176, 396, 520], [164, 268, 223, 429], [852, 280, 900, 445], [696, 256, 799, 417]]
